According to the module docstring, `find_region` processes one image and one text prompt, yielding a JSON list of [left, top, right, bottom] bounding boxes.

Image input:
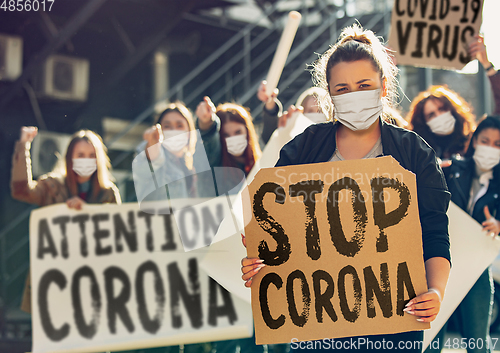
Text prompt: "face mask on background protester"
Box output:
[[304, 112, 327, 123], [226, 134, 248, 157], [73, 158, 97, 177], [426, 111, 456, 136], [162, 130, 189, 153], [331, 89, 383, 131], [473, 144, 500, 171]]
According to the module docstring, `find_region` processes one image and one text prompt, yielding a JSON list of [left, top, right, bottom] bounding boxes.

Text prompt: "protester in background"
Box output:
[[196, 97, 264, 353], [385, 106, 409, 128], [407, 35, 500, 161], [133, 102, 211, 353], [407, 85, 476, 160], [242, 24, 451, 352], [196, 97, 261, 194], [133, 102, 200, 202], [11, 127, 120, 208], [427, 116, 500, 353], [11, 127, 121, 313], [257, 82, 329, 143]]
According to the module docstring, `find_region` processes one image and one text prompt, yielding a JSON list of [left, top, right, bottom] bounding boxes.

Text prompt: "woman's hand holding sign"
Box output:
[[403, 257, 450, 323], [241, 233, 265, 288]]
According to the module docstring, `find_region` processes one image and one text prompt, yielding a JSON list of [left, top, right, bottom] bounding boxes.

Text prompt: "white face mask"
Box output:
[[331, 89, 383, 131], [162, 130, 189, 153], [225, 134, 248, 157], [473, 144, 500, 171], [426, 111, 455, 135], [304, 112, 327, 123], [72, 158, 97, 177]]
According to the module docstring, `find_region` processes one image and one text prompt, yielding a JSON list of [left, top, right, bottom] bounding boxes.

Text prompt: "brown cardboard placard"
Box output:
[[244, 156, 430, 345], [388, 0, 484, 70]]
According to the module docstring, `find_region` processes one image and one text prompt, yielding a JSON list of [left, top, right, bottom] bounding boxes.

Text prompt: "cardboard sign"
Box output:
[[244, 156, 429, 345], [30, 201, 253, 353], [388, 0, 484, 70], [423, 202, 500, 349]]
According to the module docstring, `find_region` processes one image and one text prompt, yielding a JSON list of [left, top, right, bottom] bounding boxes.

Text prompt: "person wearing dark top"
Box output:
[[196, 97, 262, 195], [242, 24, 451, 352]]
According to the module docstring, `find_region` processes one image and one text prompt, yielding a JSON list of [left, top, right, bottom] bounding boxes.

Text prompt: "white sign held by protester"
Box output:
[[30, 201, 253, 353]]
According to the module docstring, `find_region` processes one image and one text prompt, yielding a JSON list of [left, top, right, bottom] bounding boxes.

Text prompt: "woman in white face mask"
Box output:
[[218, 103, 261, 174], [134, 102, 199, 201], [430, 116, 500, 353], [196, 98, 262, 193], [11, 127, 120, 312], [407, 85, 476, 161], [242, 24, 451, 352]]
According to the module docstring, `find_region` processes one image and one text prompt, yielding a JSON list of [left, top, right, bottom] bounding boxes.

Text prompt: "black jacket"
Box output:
[[445, 156, 500, 224], [276, 119, 451, 263]]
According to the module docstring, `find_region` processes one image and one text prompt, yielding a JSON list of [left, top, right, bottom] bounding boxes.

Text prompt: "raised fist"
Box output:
[[195, 96, 216, 130], [143, 124, 163, 146]]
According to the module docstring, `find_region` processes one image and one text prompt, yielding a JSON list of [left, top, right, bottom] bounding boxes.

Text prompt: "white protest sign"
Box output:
[[30, 201, 253, 353], [388, 0, 484, 70], [423, 202, 500, 349]]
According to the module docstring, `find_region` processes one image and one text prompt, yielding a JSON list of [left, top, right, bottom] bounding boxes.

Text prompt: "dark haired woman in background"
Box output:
[[196, 97, 262, 194], [428, 116, 500, 353], [407, 35, 500, 162]]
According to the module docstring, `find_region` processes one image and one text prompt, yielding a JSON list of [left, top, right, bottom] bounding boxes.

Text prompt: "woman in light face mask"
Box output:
[[196, 97, 262, 177], [242, 24, 451, 352], [408, 35, 500, 164], [11, 127, 120, 210], [134, 102, 198, 201], [407, 85, 476, 161], [430, 116, 500, 353], [195, 98, 263, 352], [218, 103, 261, 175], [11, 127, 120, 313]]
